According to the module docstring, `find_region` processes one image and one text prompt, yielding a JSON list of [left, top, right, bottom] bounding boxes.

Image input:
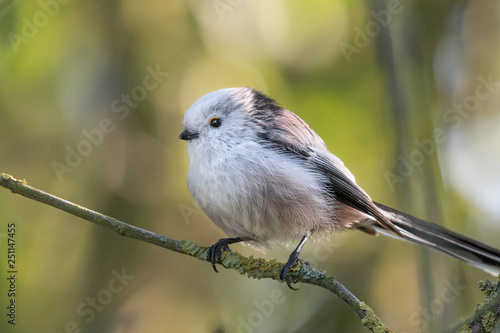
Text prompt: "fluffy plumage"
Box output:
[[180, 87, 500, 286], [181, 88, 400, 242]]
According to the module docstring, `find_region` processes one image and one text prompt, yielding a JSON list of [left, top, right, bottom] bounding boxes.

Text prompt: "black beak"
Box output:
[[179, 129, 199, 141]]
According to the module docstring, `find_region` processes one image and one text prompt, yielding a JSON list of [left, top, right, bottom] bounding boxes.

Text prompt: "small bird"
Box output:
[[179, 87, 500, 289]]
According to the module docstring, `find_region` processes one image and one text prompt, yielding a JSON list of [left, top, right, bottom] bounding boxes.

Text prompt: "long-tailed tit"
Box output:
[[179, 87, 500, 289]]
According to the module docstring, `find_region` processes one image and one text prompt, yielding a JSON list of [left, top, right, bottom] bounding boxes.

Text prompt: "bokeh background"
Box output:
[[1, 1, 500, 332]]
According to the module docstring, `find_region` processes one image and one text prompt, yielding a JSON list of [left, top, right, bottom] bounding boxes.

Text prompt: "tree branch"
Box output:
[[0, 172, 389, 332], [458, 279, 500, 332]]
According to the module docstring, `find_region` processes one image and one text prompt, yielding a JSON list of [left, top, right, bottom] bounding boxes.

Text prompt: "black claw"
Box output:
[[279, 232, 312, 290], [279, 256, 302, 290], [207, 237, 251, 272], [207, 240, 231, 273]]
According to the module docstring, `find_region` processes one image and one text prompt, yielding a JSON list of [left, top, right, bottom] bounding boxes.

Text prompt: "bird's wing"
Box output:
[[310, 154, 403, 238], [257, 107, 403, 238]]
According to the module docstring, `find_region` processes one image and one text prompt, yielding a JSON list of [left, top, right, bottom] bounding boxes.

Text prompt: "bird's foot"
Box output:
[[207, 237, 251, 272], [279, 254, 308, 290], [207, 239, 232, 273]]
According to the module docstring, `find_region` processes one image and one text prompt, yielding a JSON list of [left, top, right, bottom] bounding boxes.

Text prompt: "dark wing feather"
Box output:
[[310, 155, 404, 238], [249, 101, 403, 237]]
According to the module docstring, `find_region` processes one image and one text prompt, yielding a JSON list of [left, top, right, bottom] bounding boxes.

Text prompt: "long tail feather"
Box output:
[[373, 202, 500, 276]]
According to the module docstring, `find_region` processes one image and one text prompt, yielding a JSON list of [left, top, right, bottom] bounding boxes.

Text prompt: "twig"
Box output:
[[457, 279, 500, 333], [0, 173, 391, 332]]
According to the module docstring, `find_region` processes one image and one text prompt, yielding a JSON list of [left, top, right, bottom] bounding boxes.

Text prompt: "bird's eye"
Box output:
[[209, 117, 222, 128]]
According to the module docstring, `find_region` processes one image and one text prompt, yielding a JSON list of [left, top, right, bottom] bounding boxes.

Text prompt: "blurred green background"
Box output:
[[1, 1, 500, 332]]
